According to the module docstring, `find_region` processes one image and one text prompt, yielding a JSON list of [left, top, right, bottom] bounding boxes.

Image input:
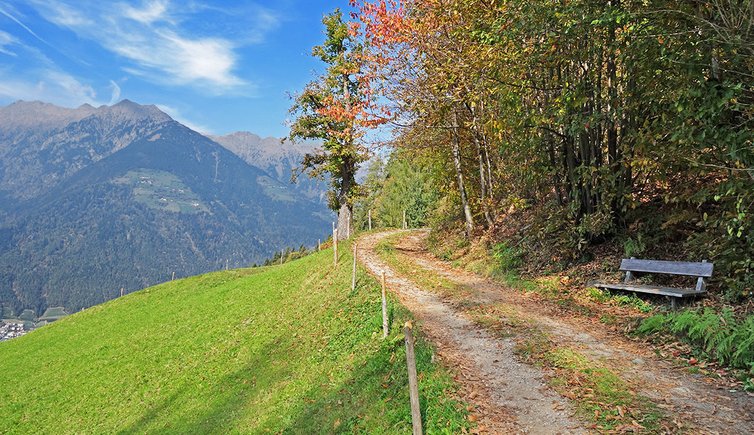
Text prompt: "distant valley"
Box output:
[[0, 100, 331, 319]]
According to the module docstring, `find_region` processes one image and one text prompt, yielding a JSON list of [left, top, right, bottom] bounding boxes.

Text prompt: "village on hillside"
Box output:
[[0, 306, 68, 341]]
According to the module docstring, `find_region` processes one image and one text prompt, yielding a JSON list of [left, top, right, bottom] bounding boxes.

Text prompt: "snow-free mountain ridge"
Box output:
[[0, 100, 332, 316]]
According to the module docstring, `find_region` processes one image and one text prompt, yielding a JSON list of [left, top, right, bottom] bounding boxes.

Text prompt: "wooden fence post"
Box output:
[[403, 210, 407, 230], [333, 226, 338, 266], [368, 209, 372, 231], [120, 287, 124, 297], [225, 259, 229, 271], [171, 271, 175, 281], [352, 244, 357, 291], [404, 321, 423, 435], [318, 239, 321, 252], [280, 250, 284, 265], [381, 272, 389, 338]]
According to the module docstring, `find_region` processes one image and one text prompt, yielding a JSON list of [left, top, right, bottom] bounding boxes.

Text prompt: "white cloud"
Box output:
[[107, 28, 243, 89], [108, 80, 122, 104], [0, 38, 112, 107], [0, 68, 99, 107], [40, 1, 93, 26], [122, 0, 171, 24], [25, 0, 277, 94], [0, 4, 48, 44], [46, 70, 98, 101], [0, 30, 18, 56]]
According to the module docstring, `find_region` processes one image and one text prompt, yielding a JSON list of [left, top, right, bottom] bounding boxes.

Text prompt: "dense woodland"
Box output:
[[315, 0, 753, 301]]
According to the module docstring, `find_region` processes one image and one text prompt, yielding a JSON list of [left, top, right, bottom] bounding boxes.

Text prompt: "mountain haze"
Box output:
[[0, 100, 332, 315], [0, 100, 171, 203]]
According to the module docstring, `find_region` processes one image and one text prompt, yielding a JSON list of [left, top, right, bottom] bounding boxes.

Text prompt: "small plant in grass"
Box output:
[[612, 293, 653, 313], [586, 287, 610, 303], [586, 287, 654, 313], [635, 314, 667, 335], [744, 367, 754, 392], [623, 235, 647, 258]]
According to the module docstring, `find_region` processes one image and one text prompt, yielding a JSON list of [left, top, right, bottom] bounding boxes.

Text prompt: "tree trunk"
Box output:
[[336, 156, 355, 241], [337, 202, 351, 241], [473, 133, 494, 227], [452, 110, 475, 237], [335, 70, 355, 241], [465, 102, 494, 227]]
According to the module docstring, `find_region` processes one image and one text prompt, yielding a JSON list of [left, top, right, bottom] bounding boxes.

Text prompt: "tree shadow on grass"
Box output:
[[117, 340, 293, 434], [271, 332, 469, 435], [270, 342, 414, 434], [116, 330, 466, 434]]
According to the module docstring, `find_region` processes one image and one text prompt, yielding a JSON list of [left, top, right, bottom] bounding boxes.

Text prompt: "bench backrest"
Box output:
[[619, 258, 713, 277]]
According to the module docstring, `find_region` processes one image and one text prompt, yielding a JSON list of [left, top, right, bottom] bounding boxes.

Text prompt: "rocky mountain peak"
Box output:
[[95, 99, 172, 125], [210, 131, 320, 164], [211, 131, 327, 204], [0, 100, 173, 134], [0, 100, 98, 132]]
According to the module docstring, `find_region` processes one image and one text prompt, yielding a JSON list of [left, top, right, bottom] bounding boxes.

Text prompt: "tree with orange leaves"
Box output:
[[288, 8, 386, 240]]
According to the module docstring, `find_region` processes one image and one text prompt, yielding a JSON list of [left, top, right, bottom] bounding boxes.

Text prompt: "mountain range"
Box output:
[[0, 100, 331, 316]]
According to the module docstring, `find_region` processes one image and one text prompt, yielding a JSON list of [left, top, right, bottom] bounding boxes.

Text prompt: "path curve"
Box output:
[[357, 230, 585, 434]]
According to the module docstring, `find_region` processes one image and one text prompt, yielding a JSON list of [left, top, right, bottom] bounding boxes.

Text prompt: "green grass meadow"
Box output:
[[0, 243, 470, 434]]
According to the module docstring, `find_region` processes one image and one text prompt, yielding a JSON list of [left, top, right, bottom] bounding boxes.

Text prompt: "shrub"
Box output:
[[492, 242, 522, 272], [623, 235, 646, 258]]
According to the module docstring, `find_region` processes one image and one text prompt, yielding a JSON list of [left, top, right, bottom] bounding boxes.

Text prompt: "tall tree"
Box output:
[[288, 9, 383, 239]]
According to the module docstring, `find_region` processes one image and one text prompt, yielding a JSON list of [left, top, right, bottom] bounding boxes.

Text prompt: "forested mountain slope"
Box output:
[[0, 101, 331, 315]]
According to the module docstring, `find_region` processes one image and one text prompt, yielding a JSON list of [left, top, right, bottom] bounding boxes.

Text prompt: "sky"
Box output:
[[0, 0, 350, 137]]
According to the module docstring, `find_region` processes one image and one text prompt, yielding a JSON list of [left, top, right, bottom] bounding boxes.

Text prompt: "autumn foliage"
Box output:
[[347, 0, 754, 299]]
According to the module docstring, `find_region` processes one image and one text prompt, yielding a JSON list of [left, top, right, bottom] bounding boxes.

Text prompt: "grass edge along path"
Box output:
[[376, 231, 669, 433], [0, 242, 472, 434]]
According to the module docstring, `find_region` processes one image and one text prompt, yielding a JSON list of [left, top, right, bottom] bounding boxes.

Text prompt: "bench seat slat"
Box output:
[[620, 259, 713, 277], [593, 282, 706, 298]]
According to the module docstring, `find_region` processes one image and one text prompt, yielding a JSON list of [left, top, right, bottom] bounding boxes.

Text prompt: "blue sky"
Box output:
[[0, 0, 350, 137]]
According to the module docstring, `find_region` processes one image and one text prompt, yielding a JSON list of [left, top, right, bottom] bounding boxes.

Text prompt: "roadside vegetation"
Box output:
[[423, 228, 754, 392], [636, 309, 754, 391], [0, 244, 472, 434], [514, 331, 667, 433]]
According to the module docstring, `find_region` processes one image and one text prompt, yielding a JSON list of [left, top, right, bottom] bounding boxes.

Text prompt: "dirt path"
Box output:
[[357, 230, 754, 434], [358, 231, 586, 434]]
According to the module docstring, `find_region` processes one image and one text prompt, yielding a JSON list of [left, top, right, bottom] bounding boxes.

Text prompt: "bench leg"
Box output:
[[670, 297, 677, 310]]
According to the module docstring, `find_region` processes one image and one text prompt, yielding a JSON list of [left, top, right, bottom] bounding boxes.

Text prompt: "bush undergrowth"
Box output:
[[636, 309, 754, 372]]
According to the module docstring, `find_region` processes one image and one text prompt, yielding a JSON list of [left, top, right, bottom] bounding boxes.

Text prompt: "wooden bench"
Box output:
[[592, 258, 713, 309]]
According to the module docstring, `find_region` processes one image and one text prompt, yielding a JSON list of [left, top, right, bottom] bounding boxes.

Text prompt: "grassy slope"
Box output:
[[0, 243, 470, 434]]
